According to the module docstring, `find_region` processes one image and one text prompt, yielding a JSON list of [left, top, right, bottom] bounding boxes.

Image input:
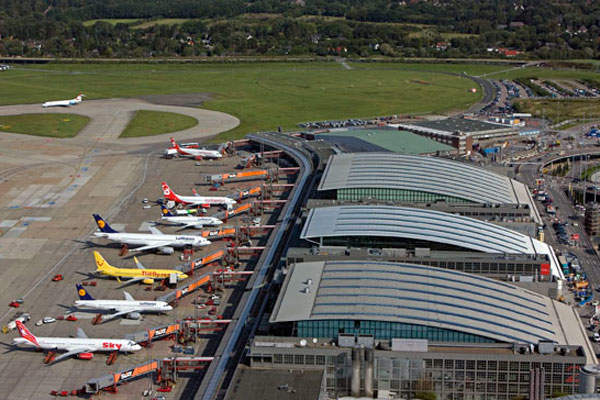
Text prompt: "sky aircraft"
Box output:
[[13, 321, 141, 364], [74, 283, 172, 322], [161, 182, 236, 209], [42, 93, 85, 108], [92, 214, 210, 254], [93, 251, 188, 284], [169, 137, 222, 159], [159, 204, 222, 230]]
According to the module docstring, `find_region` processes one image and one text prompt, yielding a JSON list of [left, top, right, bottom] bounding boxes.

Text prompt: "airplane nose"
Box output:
[[133, 344, 142, 351], [166, 305, 173, 311]]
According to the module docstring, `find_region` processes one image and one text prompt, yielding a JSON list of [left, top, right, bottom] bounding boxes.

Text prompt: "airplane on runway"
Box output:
[[158, 204, 223, 230], [161, 182, 236, 209], [13, 321, 141, 364], [42, 93, 85, 108], [93, 251, 188, 284], [74, 284, 172, 322], [170, 137, 222, 159], [92, 214, 210, 254]]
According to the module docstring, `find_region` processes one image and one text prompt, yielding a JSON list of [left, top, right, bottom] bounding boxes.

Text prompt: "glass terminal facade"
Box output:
[[337, 188, 471, 203], [297, 320, 494, 343]]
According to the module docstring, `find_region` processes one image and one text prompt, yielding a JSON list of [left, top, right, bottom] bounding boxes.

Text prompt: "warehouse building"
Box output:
[[317, 153, 541, 224], [300, 205, 560, 278]]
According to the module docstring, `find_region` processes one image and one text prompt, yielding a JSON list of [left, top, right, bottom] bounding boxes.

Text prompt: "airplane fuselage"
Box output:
[[161, 215, 223, 226], [177, 147, 222, 159], [13, 337, 140, 353], [93, 232, 209, 248], [74, 300, 172, 313], [175, 195, 235, 207]]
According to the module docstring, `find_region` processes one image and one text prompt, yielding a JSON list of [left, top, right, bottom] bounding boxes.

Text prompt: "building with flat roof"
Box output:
[[317, 153, 541, 224], [300, 205, 559, 277], [392, 118, 518, 153], [271, 261, 586, 346], [248, 337, 590, 400], [224, 367, 325, 400]]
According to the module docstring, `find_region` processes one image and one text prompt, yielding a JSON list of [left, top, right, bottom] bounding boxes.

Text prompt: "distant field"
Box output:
[[82, 19, 140, 27], [0, 62, 489, 140], [514, 98, 600, 123], [120, 110, 198, 138], [0, 113, 90, 138], [132, 19, 192, 29]]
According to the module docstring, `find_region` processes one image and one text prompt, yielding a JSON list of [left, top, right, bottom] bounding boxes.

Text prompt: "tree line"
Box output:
[[1, 0, 599, 59]]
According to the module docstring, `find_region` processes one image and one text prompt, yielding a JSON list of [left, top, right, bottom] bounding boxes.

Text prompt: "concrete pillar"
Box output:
[[364, 348, 374, 398], [351, 347, 361, 397]]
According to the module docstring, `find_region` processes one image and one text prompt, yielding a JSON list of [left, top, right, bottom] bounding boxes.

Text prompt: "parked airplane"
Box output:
[[42, 93, 85, 108], [93, 251, 188, 284], [13, 321, 141, 364], [74, 284, 172, 322], [161, 182, 236, 209], [92, 214, 210, 254], [159, 204, 222, 230], [170, 138, 222, 159]]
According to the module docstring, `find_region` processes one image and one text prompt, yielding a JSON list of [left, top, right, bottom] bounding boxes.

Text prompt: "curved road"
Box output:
[[0, 98, 239, 144]]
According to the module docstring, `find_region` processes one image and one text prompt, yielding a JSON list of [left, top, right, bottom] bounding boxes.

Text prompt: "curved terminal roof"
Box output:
[[270, 260, 578, 345], [300, 205, 561, 277], [318, 153, 529, 205]]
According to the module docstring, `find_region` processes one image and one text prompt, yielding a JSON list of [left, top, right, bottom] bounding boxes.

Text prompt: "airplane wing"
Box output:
[[131, 242, 173, 252], [176, 222, 202, 231], [76, 328, 88, 339], [123, 291, 135, 301], [117, 276, 151, 287], [51, 346, 97, 364], [148, 226, 163, 235], [100, 309, 137, 322]]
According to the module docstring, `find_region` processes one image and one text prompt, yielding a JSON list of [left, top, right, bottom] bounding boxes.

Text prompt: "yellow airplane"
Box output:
[[93, 251, 188, 285]]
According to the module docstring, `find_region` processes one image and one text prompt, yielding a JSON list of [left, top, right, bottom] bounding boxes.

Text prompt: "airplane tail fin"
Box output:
[[161, 182, 181, 203], [93, 251, 116, 274], [15, 321, 39, 347], [93, 214, 118, 233], [76, 284, 94, 300], [170, 137, 179, 149], [159, 203, 175, 217]]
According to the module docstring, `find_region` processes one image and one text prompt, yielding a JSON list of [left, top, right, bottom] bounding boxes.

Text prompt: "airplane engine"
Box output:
[[127, 312, 142, 320], [158, 246, 174, 255], [143, 279, 154, 285], [77, 353, 94, 360]]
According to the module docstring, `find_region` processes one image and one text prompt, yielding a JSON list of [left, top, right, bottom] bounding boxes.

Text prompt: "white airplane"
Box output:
[[162, 182, 236, 209], [13, 321, 141, 364], [170, 137, 222, 159], [42, 93, 85, 108], [74, 284, 172, 323], [159, 204, 222, 230], [92, 214, 210, 254]]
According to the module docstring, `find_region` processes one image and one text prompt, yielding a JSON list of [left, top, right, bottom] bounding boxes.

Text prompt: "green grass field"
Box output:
[[82, 19, 140, 27], [0, 113, 90, 138], [0, 62, 490, 140], [132, 19, 193, 29], [514, 98, 600, 123], [120, 110, 198, 138]]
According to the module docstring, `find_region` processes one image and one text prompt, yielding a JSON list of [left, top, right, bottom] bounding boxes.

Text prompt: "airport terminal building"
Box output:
[[316, 153, 541, 225], [250, 261, 594, 400]]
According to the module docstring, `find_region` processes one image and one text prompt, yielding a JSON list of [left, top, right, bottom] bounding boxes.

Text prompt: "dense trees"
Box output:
[[1, 0, 600, 58]]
